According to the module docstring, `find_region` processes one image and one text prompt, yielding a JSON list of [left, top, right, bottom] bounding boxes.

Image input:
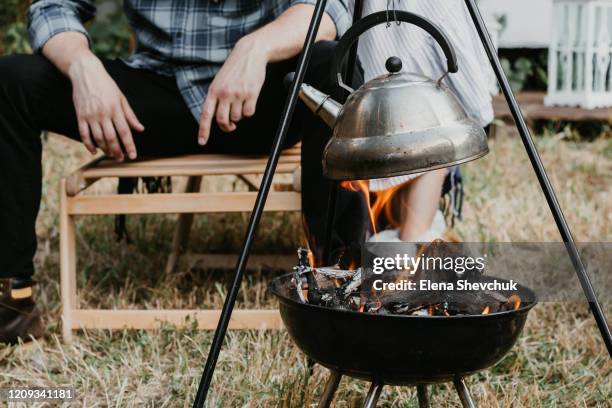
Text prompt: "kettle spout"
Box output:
[[298, 83, 341, 128]]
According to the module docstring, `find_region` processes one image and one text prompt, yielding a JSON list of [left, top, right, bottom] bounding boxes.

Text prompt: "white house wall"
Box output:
[[478, 0, 553, 48]]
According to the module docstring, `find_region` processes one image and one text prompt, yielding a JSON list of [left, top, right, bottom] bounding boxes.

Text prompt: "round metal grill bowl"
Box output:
[[270, 273, 536, 385]]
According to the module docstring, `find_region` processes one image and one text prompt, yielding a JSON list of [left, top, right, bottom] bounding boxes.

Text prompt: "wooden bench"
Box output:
[[60, 146, 302, 342], [493, 92, 612, 122]]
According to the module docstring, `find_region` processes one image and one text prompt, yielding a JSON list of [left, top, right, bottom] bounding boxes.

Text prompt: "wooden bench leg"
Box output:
[[60, 179, 77, 343], [165, 176, 202, 274]]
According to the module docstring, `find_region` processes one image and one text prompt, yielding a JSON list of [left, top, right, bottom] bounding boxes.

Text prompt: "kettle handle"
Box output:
[[332, 10, 459, 88]]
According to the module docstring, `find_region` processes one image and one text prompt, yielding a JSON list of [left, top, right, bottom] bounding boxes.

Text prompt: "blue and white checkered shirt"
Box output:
[[28, 0, 350, 120]]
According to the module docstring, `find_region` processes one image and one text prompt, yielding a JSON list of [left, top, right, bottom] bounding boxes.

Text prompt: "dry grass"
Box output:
[[0, 128, 611, 407]]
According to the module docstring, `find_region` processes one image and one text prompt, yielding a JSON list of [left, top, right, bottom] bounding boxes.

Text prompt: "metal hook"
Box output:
[[386, 0, 391, 28], [394, 1, 400, 26], [386, 0, 401, 27], [336, 72, 356, 93], [437, 70, 450, 87]]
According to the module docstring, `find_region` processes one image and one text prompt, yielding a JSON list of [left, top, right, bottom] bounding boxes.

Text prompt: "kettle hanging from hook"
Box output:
[[294, 10, 489, 181]]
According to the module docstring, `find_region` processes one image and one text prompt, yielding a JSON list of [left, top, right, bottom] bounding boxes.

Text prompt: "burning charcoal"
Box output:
[[377, 290, 443, 309], [290, 274, 307, 303], [291, 248, 313, 303], [500, 294, 522, 311], [482, 290, 509, 304], [415, 241, 483, 283], [315, 267, 354, 279], [412, 308, 429, 316], [313, 270, 344, 291], [306, 272, 323, 305], [297, 247, 312, 270], [339, 268, 362, 299]]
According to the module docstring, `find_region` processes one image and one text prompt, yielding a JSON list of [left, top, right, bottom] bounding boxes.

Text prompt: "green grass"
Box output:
[[1, 129, 611, 407]]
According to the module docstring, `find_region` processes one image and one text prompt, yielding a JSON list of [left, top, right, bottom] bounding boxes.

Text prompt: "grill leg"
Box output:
[[317, 370, 342, 408], [308, 358, 316, 377], [362, 382, 383, 408], [453, 377, 477, 408], [417, 384, 429, 408]]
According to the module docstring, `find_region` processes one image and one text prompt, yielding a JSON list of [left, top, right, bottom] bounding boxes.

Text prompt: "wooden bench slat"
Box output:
[[79, 161, 300, 179], [67, 191, 302, 215], [92, 154, 300, 169], [72, 309, 282, 330]]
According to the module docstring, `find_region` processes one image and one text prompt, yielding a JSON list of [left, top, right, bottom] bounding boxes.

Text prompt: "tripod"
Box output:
[[192, 1, 612, 406]]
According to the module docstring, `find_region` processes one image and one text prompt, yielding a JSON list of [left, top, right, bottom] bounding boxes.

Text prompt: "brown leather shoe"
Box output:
[[0, 278, 43, 344]]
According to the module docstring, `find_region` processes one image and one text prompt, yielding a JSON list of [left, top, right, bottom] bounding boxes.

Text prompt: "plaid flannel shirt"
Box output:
[[28, 0, 350, 120]]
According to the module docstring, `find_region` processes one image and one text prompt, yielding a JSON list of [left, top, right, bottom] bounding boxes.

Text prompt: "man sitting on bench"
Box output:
[[0, 0, 367, 344]]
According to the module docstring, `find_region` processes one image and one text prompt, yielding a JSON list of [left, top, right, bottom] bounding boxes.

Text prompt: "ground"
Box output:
[[0, 127, 611, 407]]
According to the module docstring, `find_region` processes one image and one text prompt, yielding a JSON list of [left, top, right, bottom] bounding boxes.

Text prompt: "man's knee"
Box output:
[[0, 54, 57, 95]]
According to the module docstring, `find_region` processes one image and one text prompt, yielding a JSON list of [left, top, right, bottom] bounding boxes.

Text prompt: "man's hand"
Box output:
[[68, 55, 144, 160], [198, 4, 337, 145], [42, 32, 144, 161], [198, 37, 268, 145]]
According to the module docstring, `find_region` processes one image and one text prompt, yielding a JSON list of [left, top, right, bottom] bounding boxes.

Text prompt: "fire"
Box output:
[[340, 180, 377, 233], [508, 294, 521, 310], [339, 181, 406, 234], [371, 184, 403, 228], [481, 305, 490, 315], [358, 304, 365, 313], [307, 250, 316, 269]]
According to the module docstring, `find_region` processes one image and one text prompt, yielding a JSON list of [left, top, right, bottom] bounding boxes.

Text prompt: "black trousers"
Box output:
[[0, 42, 367, 280]]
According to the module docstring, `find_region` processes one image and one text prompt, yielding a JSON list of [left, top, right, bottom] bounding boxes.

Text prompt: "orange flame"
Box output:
[[371, 184, 403, 229], [508, 294, 521, 310], [307, 250, 316, 269], [340, 181, 407, 235], [482, 305, 490, 315], [340, 180, 377, 234]]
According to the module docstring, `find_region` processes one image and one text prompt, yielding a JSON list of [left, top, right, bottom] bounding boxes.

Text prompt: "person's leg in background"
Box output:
[[292, 41, 368, 264], [396, 169, 448, 241]]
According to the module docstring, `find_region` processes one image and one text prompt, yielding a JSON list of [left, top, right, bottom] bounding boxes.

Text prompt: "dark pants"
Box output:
[[0, 42, 367, 280]]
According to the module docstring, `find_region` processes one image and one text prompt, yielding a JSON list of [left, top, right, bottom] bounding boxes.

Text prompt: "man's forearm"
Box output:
[[41, 32, 101, 80], [238, 4, 337, 63]]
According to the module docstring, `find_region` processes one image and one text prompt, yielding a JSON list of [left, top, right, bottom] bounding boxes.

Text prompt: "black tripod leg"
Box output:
[[417, 384, 429, 408], [362, 382, 383, 408], [317, 370, 342, 408], [191, 1, 331, 406], [453, 377, 476, 408], [464, 0, 612, 357]]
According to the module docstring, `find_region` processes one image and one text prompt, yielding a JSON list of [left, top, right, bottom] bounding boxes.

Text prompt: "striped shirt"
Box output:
[[28, 0, 351, 120], [351, 0, 495, 191]]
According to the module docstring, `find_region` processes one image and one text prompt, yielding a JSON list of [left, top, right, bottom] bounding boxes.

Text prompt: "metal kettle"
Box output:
[[297, 11, 489, 180]]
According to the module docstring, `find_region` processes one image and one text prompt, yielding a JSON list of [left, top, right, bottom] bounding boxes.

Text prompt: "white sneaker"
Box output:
[[367, 210, 446, 243]]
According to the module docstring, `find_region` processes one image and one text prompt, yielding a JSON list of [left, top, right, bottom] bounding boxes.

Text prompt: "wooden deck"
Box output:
[[493, 92, 611, 122]]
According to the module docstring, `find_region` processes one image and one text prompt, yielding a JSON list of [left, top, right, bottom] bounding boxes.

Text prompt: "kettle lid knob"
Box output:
[[385, 56, 403, 74]]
